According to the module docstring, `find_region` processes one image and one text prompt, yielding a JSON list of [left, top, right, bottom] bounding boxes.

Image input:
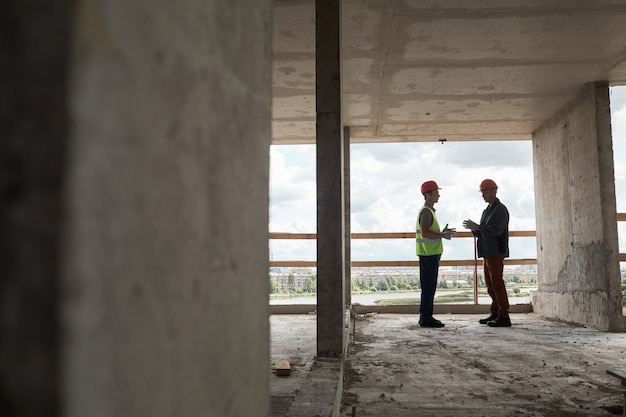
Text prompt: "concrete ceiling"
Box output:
[[272, 0, 626, 144]]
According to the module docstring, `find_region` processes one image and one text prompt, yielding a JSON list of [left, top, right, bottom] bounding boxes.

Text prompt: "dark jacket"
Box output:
[[473, 198, 509, 258]]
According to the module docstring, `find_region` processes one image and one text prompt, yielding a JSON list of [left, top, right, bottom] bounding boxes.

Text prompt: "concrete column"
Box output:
[[532, 82, 626, 331], [316, 0, 345, 357], [344, 126, 352, 307], [1, 2, 272, 416]]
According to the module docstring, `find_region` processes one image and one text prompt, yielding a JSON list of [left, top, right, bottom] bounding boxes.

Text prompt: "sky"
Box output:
[[269, 87, 626, 263]]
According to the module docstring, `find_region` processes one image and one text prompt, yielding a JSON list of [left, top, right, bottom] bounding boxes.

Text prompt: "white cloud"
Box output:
[[611, 87, 626, 114], [271, 141, 536, 261], [611, 86, 626, 253], [269, 145, 316, 232]]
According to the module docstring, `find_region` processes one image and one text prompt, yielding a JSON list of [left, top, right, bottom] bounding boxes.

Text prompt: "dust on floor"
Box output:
[[270, 313, 626, 416], [343, 313, 626, 416]]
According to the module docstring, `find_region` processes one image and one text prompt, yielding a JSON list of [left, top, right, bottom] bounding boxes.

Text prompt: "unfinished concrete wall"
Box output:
[[532, 82, 626, 332], [1, 1, 271, 416], [64, 2, 273, 415]]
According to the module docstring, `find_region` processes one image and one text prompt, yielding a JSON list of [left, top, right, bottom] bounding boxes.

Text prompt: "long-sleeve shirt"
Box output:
[[472, 198, 509, 258]]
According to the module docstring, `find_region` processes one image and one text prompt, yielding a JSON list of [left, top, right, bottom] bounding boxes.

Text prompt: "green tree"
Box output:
[[269, 276, 280, 294], [353, 277, 368, 292], [378, 279, 389, 291], [288, 274, 295, 293], [303, 275, 316, 293], [397, 278, 409, 290], [385, 276, 396, 289], [478, 274, 485, 287]]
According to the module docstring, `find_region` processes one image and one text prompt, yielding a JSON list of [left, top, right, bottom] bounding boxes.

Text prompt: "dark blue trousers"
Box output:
[[419, 254, 441, 323]]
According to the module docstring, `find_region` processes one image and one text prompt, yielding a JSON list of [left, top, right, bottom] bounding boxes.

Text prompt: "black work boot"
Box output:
[[487, 315, 512, 327], [479, 312, 498, 324]]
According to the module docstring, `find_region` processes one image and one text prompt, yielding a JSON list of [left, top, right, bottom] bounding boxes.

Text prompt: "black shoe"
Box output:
[[420, 319, 445, 328], [487, 315, 511, 327], [479, 313, 499, 324]]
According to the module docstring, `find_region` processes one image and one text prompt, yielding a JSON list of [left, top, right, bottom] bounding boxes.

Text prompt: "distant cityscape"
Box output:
[[270, 265, 538, 294]]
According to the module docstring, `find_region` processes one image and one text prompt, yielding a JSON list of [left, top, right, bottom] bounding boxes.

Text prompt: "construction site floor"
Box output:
[[271, 313, 626, 417]]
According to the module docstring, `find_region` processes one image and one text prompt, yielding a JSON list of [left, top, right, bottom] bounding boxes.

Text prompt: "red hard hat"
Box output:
[[479, 179, 498, 191], [421, 180, 441, 194]]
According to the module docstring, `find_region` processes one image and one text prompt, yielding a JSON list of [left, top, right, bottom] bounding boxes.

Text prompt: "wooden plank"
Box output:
[[271, 261, 317, 268], [351, 232, 414, 239], [268, 227, 626, 267], [270, 231, 537, 240], [270, 233, 316, 240], [607, 369, 626, 385], [351, 231, 477, 239], [275, 360, 291, 376], [352, 259, 538, 267], [269, 258, 538, 268], [351, 259, 537, 267]]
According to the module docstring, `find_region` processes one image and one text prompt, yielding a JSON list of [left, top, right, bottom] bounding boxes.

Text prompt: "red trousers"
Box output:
[[483, 257, 510, 317]]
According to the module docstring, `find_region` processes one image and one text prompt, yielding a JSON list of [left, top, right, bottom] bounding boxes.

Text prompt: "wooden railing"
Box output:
[[270, 215, 626, 306], [269, 230, 537, 268], [271, 213, 626, 266]]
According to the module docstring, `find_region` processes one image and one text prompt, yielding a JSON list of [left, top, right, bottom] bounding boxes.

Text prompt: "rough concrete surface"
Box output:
[[271, 313, 626, 417], [271, 314, 319, 416], [272, 2, 626, 145]]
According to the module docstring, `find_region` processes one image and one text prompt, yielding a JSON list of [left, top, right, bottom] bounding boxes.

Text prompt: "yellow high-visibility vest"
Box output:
[[415, 205, 443, 256]]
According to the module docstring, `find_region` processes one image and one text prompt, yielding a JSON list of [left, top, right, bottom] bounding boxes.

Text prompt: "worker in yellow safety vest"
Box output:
[[416, 180, 454, 328]]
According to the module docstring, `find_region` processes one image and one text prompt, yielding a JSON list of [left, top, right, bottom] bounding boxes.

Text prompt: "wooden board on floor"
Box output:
[[275, 360, 291, 376]]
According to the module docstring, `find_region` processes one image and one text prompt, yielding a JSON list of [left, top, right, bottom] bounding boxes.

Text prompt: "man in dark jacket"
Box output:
[[463, 179, 511, 327]]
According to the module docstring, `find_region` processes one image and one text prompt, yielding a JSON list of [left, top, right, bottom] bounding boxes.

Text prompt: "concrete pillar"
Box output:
[[1, 1, 272, 416], [532, 82, 626, 331], [344, 126, 352, 307], [316, 0, 345, 357]]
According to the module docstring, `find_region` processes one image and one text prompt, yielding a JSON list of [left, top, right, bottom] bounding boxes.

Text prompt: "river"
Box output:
[[270, 289, 535, 305]]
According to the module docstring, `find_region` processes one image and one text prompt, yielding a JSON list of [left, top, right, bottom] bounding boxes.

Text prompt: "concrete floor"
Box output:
[[270, 313, 626, 417]]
